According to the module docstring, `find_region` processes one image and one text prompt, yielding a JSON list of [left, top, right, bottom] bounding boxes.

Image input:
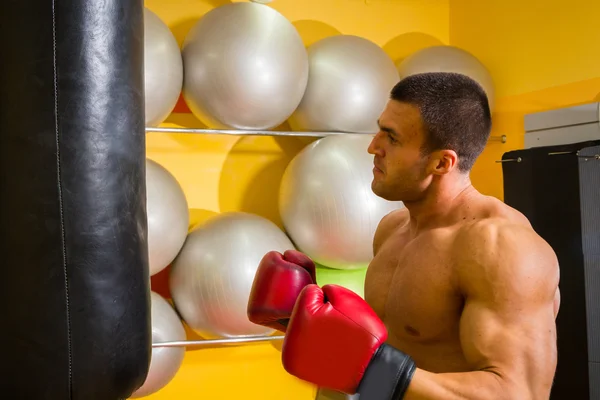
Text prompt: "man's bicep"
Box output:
[[459, 290, 558, 397], [457, 223, 560, 396], [459, 295, 550, 371]]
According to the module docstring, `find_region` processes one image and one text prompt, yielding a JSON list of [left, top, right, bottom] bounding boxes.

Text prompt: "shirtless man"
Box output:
[[247, 72, 560, 399]]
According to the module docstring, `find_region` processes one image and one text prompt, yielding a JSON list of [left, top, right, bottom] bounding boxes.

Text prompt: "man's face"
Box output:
[[367, 100, 432, 202]]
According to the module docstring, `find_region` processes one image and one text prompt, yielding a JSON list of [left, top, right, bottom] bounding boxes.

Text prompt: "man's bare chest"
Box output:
[[364, 231, 464, 343]]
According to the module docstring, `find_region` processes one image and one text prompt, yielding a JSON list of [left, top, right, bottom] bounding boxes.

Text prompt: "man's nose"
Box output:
[[367, 132, 383, 156]]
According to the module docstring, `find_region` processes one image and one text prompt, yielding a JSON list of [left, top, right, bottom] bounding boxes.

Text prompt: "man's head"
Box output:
[[368, 72, 492, 202]]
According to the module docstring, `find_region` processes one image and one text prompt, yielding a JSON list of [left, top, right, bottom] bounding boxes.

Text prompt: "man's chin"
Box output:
[[370, 180, 379, 194], [371, 182, 390, 200], [372, 182, 405, 203]]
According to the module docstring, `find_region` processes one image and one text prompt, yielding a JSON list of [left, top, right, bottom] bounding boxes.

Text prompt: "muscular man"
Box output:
[[359, 72, 561, 398], [248, 72, 560, 399]]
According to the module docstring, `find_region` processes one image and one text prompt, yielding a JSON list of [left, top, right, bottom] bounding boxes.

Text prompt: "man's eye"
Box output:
[[388, 134, 397, 143]]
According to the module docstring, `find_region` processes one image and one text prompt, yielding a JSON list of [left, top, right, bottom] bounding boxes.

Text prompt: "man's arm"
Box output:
[[403, 221, 560, 400]]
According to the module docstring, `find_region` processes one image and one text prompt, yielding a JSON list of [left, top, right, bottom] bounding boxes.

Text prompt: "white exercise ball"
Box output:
[[146, 159, 189, 276], [279, 134, 403, 270], [181, 2, 308, 130], [397, 45, 495, 111], [131, 292, 186, 398], [169, 212, 295, 339], [144, 8, 183, 127], [288, 35, 399, 133]]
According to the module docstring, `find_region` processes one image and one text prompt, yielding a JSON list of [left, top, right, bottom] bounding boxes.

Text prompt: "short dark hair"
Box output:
[[390, 72, 492, 172]]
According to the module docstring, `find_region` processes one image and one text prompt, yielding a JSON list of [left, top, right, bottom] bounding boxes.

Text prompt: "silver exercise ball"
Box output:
[[181, 2, 308, 130], [144, 8, 183, 127], [288, 35, 399, 133], [279, 134, 403, 270], [131, 292, 186, 398], [397, 45, 495, 111], [169, 212, 295, 339], [146, 159, 189, 276]]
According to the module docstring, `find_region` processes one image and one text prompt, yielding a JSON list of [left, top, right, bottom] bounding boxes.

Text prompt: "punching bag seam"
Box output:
[[51, 1, 73, 398]]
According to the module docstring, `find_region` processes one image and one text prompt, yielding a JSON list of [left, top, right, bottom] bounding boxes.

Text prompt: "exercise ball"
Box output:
[[397, 45, 495, 111], [147, 159, 189, 276], [181, 2, 308, 130], [169, 212, 295, 339], [288, 35, 399, 133], [279, 134, 403, 270], [144, 8, 183, 127], [131, 292, 186, 398]]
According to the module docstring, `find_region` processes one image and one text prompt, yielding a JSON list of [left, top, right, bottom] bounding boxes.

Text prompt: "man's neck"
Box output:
[[404, 174, 477, 232]]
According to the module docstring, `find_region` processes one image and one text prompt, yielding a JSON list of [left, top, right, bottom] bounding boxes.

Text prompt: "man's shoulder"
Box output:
[[454, 216, 559, 295], [380, 207, 410, 228], [454, 194, 536, 250], [456, 216, 552, 262], [373, 208, 409, 255], [480, 194, 533, 225]]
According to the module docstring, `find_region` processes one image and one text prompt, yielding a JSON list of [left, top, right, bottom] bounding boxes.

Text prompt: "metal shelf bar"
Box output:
[[145, 126, 507, 143], [146, 126, 343, 137], [152, 335, 285, 349]]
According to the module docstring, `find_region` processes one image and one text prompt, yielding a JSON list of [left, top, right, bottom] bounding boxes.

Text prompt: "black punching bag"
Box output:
[[0, 0, 151, 399]]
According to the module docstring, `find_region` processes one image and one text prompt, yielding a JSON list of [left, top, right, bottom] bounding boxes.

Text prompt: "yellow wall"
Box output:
[[450, 0, 600, 98], [450, 0, 600, 199], [143, 0, 449, 399]]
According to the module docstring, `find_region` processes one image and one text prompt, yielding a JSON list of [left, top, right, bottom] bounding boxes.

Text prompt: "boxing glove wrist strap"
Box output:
[[357, 343, 417, 400]]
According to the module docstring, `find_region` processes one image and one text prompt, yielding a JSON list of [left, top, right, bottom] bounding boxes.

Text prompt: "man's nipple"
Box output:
[[404, 325, 421, 337]]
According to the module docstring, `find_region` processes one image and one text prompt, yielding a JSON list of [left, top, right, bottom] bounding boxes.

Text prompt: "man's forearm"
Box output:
[[403, 368, 509, 400], [356, 344, 516, 400]]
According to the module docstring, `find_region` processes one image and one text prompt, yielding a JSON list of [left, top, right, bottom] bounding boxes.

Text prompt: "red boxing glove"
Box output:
[[282, 284, 416, 398], [282, 284, 387, 393], [247, 250, 316, 332]]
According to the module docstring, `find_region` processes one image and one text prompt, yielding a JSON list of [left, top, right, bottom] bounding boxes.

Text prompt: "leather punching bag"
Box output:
[[0, 0, 151, 398]]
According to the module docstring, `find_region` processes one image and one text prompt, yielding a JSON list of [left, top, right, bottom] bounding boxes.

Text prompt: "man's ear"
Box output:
[[427, 150, 459, 175]]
